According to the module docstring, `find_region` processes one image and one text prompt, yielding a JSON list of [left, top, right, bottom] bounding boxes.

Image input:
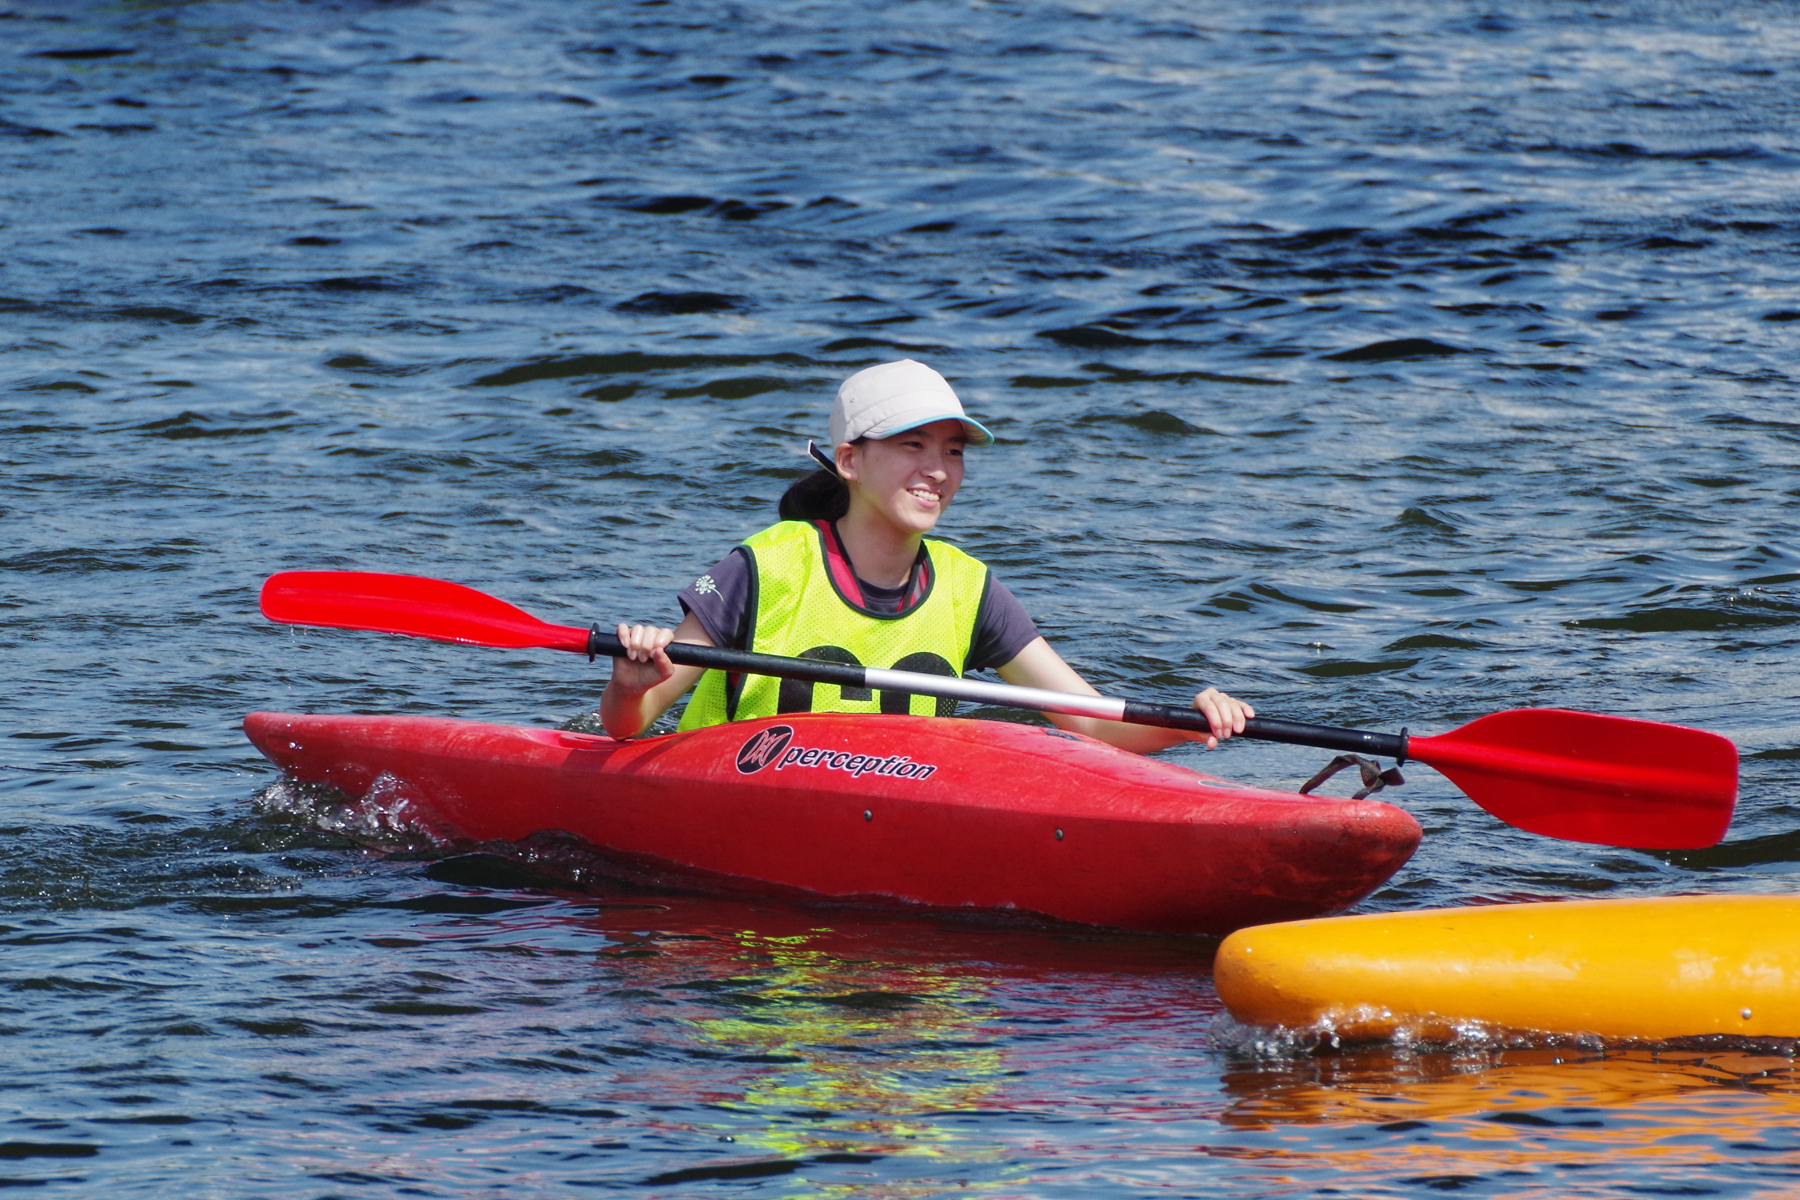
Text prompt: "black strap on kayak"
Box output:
[[1300, 753, 1405, 800]]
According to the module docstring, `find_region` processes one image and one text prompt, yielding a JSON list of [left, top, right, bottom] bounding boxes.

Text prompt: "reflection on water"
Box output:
[[667, 928, 1011, 1188], [1213, 1046, 1800, 1193], [357, 896, 1800, 1197]]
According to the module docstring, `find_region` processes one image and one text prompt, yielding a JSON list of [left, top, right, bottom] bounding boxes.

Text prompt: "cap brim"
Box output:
[[864, 413, 996, 448]]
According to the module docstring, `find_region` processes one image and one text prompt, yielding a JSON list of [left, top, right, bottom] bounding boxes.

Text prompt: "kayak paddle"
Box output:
[[259, 570, 1738, 849]]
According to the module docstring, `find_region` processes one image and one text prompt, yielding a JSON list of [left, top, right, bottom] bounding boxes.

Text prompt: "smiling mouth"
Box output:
[[906, 487, 941, 505]]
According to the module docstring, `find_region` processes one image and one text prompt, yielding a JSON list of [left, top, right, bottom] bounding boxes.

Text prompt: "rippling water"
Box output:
[[7, 1, 1800, 1194]]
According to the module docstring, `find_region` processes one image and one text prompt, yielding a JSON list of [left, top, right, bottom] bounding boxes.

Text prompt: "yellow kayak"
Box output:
[[1214, 895, 1800, 1042]]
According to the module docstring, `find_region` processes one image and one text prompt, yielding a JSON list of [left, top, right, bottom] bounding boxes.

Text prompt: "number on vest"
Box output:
[[777, 646, 958, 717]]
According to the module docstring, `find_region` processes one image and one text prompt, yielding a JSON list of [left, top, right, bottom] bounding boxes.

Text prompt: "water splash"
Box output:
[[1213, 1009, 1800, 1060], [252, 773, 448, 852]]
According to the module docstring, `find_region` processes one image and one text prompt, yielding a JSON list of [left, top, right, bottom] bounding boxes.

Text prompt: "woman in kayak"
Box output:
[[600, 359, 1254, 752]]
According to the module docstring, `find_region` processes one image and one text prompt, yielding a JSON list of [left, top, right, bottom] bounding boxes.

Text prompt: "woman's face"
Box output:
[[837, 419, 968, 536]]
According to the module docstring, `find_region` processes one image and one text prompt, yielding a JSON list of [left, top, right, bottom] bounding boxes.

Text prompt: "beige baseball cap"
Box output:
[[828, 359, 995, 448]]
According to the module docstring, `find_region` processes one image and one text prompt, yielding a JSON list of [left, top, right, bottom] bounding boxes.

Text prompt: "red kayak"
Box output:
[[244, 710, 1421, 935]]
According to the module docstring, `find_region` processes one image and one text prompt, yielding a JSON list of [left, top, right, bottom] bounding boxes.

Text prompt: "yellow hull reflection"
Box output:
[[1215, 1048, 1800, 1185]]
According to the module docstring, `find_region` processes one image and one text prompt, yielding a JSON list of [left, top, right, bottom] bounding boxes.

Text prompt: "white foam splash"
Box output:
[[1209, 1007, 1610, 1060], [253, 772, 452, 852]]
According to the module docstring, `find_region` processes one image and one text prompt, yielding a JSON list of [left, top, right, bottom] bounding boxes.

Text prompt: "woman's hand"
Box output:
[[610, 622, 676, 696], [598, 613, 712, 741], [1189, 686, 1256, 750]]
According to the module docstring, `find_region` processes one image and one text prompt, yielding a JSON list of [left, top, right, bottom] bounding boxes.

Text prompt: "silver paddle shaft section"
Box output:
[[863, 666, 1126, 720], [589, 627, 1407, 757]]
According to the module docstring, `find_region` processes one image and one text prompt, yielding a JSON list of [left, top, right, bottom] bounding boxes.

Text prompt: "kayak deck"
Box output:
[[244, 710, 1422, 935]]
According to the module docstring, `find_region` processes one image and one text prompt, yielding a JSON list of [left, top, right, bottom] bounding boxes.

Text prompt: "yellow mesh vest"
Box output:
[[677, 520, 990, 729]]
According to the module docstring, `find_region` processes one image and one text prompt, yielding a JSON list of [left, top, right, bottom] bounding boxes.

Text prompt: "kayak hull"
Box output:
[[244, 711, 1421, 935], [1215, 895, 1800, 1041]]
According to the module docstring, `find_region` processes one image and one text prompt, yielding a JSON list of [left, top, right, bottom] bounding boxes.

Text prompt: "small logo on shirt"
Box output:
[[692, 574, 720, 597]]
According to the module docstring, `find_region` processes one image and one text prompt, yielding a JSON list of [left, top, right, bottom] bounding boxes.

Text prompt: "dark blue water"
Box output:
[[6, 0, 1800, 1194]]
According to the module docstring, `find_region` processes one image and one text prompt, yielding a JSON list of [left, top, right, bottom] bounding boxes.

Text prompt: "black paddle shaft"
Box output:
[[589, 628, 867, 686], [589, 627, 1410, 762], [1147, 707, 1409, 763]]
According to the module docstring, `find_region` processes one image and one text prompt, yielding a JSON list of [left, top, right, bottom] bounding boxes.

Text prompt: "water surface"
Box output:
[[6, 0, 1800, 1194]]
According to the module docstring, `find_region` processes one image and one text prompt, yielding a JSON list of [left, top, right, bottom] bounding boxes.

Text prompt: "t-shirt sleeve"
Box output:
[[676, 547, 752, 650], [967, 577, 1040, 671]]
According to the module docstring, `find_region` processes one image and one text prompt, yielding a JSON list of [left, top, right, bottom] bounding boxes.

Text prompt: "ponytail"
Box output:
[[779, 469, 849, 521], [778, 437, 864, 521]]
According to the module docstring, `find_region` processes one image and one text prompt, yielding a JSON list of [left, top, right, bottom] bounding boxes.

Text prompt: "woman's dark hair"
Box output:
[[779, 468, 849, 521], [778, 437, 863, 521]]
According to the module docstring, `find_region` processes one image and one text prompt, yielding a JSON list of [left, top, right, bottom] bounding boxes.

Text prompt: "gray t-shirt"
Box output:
[[677, 544, 1040, 671]]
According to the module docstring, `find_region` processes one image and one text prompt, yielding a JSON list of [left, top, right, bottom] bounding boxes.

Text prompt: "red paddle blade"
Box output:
[[1410, 708, 1737, 850], [260, 571, 591, 653]]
